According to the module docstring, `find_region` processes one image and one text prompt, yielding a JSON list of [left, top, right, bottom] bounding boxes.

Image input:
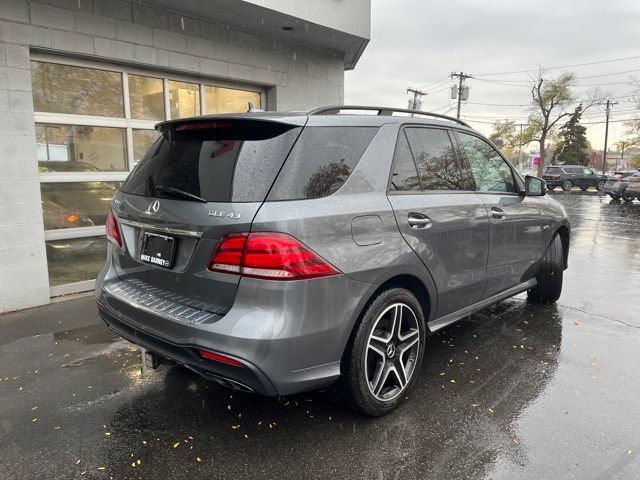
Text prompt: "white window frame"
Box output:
[[32, 53, 265, 296]]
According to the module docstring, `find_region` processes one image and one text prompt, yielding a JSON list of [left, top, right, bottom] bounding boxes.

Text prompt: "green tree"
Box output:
[[629, 154, 640, 169], [489, 120, 535, 161], [553, 105, 590, 165]]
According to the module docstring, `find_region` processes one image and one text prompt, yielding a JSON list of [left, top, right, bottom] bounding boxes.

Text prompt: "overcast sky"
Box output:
[[344, 0, 640, 150]]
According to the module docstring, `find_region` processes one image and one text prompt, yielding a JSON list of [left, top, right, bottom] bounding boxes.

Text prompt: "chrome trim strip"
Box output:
[[427, 278, 537, 332], [119, 219, 203, 238]]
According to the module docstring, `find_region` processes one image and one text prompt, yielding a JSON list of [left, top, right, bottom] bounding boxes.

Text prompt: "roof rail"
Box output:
[[308, 105, 470, 128]]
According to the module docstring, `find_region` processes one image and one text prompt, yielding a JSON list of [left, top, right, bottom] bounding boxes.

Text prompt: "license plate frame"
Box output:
[[140, 232, 177, 269]]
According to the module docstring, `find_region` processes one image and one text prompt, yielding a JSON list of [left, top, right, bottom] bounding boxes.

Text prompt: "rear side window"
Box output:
[[268, 127, 378, 200], [390, 133, 421, 191], [120, 120, 301, 203]]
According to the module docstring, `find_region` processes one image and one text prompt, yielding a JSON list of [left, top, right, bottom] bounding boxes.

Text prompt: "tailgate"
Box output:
[[108, 116, 305, 315]]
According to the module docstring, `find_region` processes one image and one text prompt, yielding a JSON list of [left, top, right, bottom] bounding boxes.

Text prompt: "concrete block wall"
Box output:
[[0, 0, 346, 313]]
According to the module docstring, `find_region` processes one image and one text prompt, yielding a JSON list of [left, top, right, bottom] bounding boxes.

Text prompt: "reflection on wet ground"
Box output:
[[1, 192, 639, 479]]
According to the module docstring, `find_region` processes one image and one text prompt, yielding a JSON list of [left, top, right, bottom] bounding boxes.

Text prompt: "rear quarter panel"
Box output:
[[251, 123, 438, 352]]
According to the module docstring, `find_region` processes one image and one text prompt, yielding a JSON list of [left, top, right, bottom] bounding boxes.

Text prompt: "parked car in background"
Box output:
[[543, 165, 607, 191], [622, 180, 640, 202], [603, 171, 640, 200], [620, 173, 640, 202], [95, 106, 571, 416]]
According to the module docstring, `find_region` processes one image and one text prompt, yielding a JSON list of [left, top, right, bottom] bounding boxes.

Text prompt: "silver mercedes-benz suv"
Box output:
[[95, 106, 570, 416]]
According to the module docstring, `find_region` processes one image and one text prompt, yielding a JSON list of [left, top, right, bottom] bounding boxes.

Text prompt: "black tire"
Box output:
[[528, 234, 563, 303], [562, 180, 572, 191], [580, 186, 588, 191], [341, 288, 426, 416], [622, 189, 635, 202], [596, 180, 606, 191]]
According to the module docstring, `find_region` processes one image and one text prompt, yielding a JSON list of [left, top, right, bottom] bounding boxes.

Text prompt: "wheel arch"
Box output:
[[555, 225, 570, 269], [339, 273, 434, 366]]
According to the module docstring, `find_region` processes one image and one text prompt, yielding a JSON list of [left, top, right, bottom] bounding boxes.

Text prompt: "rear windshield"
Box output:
[[120, 120, 301, 203], [267, 127, 378, 201], [545, 167, 562, 174]]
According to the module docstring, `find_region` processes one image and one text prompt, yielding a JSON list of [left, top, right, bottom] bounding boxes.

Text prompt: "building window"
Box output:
[[31, 61, 124, 117], [32, 55, 264, 296], [128, 75, 165, 121], [36, 124, 127, 172], [132, 129, 160, 165], [204, 86, 261, 114], [46, 236, 108, 286], [41, 182, 122, 230], [169, 80, 200, 119]]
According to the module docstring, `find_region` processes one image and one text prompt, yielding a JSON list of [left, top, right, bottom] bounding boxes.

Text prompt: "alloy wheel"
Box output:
[[365, 303, 420, 402]]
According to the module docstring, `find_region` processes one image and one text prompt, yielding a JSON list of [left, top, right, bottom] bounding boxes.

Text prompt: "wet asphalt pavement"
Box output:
[[1, 191, 639, 480]]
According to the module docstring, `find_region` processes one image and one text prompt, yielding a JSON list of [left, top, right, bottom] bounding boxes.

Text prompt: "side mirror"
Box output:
[[525, 175, 547, 196]]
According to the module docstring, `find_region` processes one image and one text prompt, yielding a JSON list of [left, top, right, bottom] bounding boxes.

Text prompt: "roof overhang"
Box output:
[[145, 0, 370, 70]]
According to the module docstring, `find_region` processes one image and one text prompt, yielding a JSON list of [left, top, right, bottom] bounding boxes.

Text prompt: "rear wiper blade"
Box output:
[[154, 185, 207, 203]]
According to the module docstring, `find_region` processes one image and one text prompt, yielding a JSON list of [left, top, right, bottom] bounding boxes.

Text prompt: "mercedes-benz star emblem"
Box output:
[[145, 200, 160, 215], [386, 343, 396, 359]]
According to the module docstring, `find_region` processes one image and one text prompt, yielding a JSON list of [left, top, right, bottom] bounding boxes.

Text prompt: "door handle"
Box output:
[[491, 207, 506, 219], [408, 213, 432, 229]]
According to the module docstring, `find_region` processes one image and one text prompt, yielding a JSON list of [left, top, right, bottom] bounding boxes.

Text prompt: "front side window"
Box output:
[[458, 132, 517, 193], [583, 168, 593, 175], [404, 128, 470, 191]]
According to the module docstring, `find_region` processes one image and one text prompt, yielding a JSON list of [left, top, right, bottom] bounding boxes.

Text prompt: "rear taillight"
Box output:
[[208, 232, 341, 280], [620, 178, 629, 183], [106, 208, 122, 248]]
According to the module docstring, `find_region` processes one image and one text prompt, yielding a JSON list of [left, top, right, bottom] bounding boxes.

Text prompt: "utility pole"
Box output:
[[406, 88, 427, 113], [450, 72, 473, 119], [598, 99, 618, 174], [517, 123, 524, 171], [615, 141, 627, 171]]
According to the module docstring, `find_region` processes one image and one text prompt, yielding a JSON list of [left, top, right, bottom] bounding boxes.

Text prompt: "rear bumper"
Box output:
[[97, 305, 273, 394], [95, 255, 372, 396], [609, 183, 628, 194]]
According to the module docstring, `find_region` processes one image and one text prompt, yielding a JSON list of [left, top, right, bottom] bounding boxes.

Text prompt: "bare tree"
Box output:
[[529, 71, 577, 176]]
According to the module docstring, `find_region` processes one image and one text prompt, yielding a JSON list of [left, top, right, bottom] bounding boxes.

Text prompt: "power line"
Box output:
[[461, 116, 636, 126], [474, 54, 640, 77], [466, 101, 530, 107], [415, 76, 452, 90]]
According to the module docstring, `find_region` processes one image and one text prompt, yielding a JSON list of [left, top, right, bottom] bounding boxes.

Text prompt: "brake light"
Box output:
[[175, 121, 234, 131], [208, 232, 341, 280], [620, 177, 629, 183], [106, 208, 122, 248], [198, 349, 244, 367]]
